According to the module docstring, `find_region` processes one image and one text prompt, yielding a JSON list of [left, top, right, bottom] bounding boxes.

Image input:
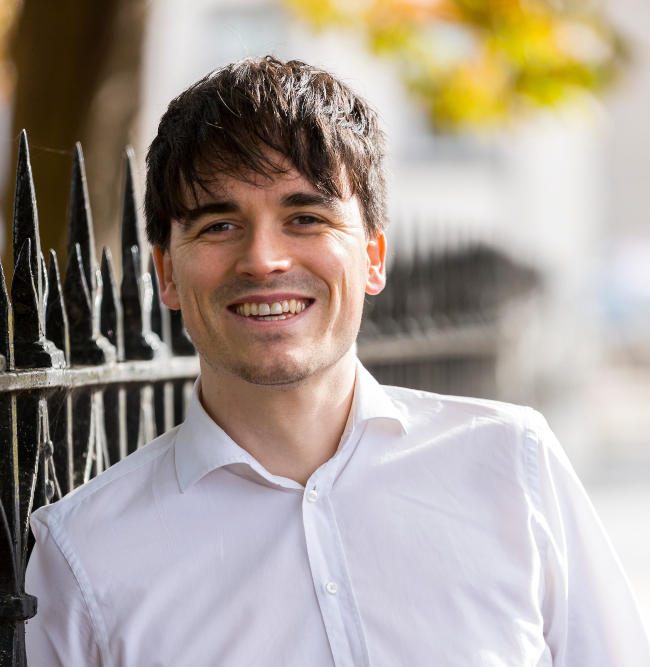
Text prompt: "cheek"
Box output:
[[173, 246, 231, 296], [317, 244, 368, 310]]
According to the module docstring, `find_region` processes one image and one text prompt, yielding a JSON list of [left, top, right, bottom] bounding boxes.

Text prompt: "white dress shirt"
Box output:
[[26, 360, 650, 667]]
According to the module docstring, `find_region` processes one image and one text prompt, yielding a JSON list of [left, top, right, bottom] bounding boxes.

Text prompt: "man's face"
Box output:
[[154, 166, 386, 388]]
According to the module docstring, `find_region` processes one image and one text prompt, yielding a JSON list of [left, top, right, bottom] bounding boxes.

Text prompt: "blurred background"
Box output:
[[1, 0, 650, 628]]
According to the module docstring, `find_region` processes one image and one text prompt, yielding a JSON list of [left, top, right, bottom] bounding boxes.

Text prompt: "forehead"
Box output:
[[176, 162, 361, 229], [190, 167, 322, 206], [184, 146, 353, 206]]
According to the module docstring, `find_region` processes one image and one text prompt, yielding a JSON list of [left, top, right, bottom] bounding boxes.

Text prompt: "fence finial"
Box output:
[[68, 144, 97, 295], [63, 145, 116, 365], [64, 243, 115, 365], [12, 239, 65, 369], [149, 255, 170, 347], [100, 247, 124, 362], [46, 250, 70, 364], [121, 148, 163, 361], [122, 146, 143, 271], [12, 131, 44, 309]]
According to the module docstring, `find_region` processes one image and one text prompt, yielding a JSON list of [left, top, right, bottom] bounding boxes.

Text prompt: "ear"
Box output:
[[365, 232, 387, 296], [152, 245, 181, 310]]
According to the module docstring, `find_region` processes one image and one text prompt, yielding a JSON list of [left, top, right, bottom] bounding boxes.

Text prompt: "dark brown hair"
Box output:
[[144, 56, 388, 249]]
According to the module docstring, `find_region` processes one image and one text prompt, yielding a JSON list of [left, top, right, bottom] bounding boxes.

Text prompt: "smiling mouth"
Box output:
[[230, 298, 313, 321]]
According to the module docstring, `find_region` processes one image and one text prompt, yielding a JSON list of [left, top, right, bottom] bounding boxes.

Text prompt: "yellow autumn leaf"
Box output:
[[281, 0, 627, 130]]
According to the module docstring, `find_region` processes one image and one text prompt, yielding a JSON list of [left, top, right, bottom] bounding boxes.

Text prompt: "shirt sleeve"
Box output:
[[25, 511, 102, 667], [529, 408, 650, 666]]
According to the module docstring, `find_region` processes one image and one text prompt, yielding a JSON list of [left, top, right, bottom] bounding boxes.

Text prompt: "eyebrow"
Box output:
[[180, 200, 242, 229], [280, 192, 343, 213]]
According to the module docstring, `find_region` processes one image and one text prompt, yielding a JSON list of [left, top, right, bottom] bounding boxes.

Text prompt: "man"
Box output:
[[26, 56, 649, 666]]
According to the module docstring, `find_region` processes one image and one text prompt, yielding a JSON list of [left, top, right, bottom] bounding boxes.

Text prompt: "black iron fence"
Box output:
[[358, 235, 538, 398], [0, 132, 199, 667]]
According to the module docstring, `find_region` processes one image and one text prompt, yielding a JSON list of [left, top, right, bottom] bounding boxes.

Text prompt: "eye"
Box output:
[[290, 215, 324, 227], [203, 221, 238, 234]]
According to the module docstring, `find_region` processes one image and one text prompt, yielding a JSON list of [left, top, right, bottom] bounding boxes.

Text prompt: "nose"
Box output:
[[235, 224, 292, 281]]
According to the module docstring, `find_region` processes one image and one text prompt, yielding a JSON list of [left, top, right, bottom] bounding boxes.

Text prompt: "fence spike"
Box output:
[[68, 143, 97, 295], [63, 144, 116, 366], [64, 244, 91, 345], [149, 255, 170, 346], [149, 267, 160, 337], [122, 245, 161, 360], [149, 255, 194, 356], [12, 239, 65, 369], [120, 149, 164, 361], [121, 146, 143, 273], [12, 131, 43, 309], [100, 247, 124, 362], [46, 250, 70, 364], [0, 260, 13, 370], [64, 243, 115, 365]]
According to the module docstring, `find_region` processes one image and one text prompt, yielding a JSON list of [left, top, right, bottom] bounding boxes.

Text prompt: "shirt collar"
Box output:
[[174, 358, 407, 493]]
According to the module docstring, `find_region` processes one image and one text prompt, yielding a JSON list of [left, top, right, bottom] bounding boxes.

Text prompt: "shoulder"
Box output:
[[383, 383, 533, 433], [380, 384, 544, 483], [31, 426, 181, 534]]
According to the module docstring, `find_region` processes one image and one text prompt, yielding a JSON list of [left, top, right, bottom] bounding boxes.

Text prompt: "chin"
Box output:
[[196, 328, 357, 389], [227, 356, 316, 389]]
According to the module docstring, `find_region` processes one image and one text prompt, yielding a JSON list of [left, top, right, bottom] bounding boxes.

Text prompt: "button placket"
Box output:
[[302, 457, 371, 667]]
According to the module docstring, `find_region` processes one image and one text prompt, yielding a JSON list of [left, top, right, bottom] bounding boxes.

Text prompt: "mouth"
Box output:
[[228, 297, 313, 322]]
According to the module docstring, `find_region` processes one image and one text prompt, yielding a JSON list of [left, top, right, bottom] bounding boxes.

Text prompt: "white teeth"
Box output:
[[234, 299, 309, 319]]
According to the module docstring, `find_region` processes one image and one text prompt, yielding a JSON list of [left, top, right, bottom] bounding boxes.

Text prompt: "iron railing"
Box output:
[[0, 132, 199, 667], [358, 237, 538, 397]]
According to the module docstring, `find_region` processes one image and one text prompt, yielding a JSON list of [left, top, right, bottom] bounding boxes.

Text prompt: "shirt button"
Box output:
[[325, 581, 339, 595], [306, 489, 318, 503]]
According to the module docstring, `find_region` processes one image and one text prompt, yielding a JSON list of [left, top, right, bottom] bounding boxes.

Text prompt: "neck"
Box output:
[[199, 350, 358, 486]]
